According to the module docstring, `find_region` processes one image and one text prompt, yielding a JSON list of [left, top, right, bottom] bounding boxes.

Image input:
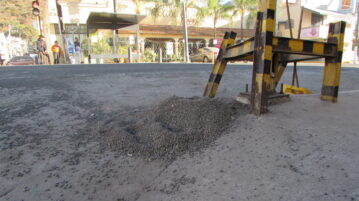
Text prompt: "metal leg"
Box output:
[[321, 21, 346, 102], [204, 31, 236, 97], [251, 0, 276, 115]]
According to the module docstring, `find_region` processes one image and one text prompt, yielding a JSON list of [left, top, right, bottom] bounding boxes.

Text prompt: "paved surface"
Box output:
[[1, 63, 359, 94], [1, 63, 359, 201]]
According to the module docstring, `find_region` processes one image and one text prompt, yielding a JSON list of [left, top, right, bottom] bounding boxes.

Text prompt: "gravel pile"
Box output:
[[99, 96, 247, 159]]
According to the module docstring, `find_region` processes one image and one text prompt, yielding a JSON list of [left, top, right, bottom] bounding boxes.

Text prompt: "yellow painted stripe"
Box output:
[[255, 74, 264, 93], [255, 74, 271, 94], [266, 19, 275, 33], [329, 33, 344, 51], [268, 0, 277, 10], [209, 83, 220, 97], [228, 38, 235, 46], [212, 63, 221, 74], [272, 37, 278, 46], [263, 74, 271, 87], [258, 0, 276, 11], [323, 62, 341, 86], [218, 61, 228, 75], [264, 45, 272, 60], [320, 95, 337, 102], [313, 42, 324, 55], [289, 40, 304, 52], [243, 42, 251, 53]]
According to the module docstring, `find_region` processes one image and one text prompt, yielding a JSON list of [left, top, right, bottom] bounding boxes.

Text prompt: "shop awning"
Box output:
[[86, 12, 146, 33]]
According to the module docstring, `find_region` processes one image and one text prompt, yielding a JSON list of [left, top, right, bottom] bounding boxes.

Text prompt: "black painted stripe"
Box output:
[[303, 41, 313, 53], [340, 22, 346, 34], [322, 86, 339, 97], [256, 60, 272, 74], [208, 73, 216, 82], [328, 23, 335, 34], [257, 12, 264, 20], [230, 31, 237, 39], [333, 22, 346, 34], [265, 31, 273, 45], [326, 57, 338, 64], [277, 38, 290, 50], [223, 32, 230, 39], [324, 43, 335, 55], [328, 36, 338, 44], [213, 74, 223, 84], [326, 51, 343, 63], [267, 9, 275, 20], [263, 60, 271, 74], [337, 51, 343, 63]]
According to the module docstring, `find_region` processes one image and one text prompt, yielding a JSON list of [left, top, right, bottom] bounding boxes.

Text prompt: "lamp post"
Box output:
[[112, 0, 117, 54], [182, 1, 190, 63]]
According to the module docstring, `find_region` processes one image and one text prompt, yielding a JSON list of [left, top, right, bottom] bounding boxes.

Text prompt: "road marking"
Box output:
[[339, 90, 359, 94]]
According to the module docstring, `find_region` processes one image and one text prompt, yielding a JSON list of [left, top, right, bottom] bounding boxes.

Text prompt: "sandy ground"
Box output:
[[1, 65, 359, 201]]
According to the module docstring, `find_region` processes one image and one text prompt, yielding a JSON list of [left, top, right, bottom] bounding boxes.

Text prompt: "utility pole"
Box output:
[[55, 0, 69, 64], [354, 2, 359, 63], [182, 1, 190, 63], [113, 0, 117, 54]]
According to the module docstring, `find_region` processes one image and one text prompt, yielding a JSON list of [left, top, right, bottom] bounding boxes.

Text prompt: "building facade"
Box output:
[[46, 0, 255, 63], [277, 0, 358, 63]]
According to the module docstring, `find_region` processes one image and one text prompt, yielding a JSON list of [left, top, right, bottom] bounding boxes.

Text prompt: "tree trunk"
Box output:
[[135, 0, 140, 14], [213, 15, 217, 44], [240, 6, 244, 40]]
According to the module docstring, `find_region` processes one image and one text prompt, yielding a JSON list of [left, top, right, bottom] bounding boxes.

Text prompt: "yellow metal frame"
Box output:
[[203, 0, 346, 115]]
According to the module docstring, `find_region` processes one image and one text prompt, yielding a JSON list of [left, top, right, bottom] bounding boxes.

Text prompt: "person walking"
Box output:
[[51, 41, 62, 64]]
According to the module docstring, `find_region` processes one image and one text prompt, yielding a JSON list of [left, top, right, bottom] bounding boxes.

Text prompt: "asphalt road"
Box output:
[[1, 63, 359, 94], [1, 63, 359, 201]]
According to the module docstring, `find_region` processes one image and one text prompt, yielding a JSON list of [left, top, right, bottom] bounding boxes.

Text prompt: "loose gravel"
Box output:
[[98, 96, 248, 160]]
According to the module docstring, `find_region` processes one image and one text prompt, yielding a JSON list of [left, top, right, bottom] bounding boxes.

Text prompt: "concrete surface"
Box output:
[[1, 63, 359, 201]]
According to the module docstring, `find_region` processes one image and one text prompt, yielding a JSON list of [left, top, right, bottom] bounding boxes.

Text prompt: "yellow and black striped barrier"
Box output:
[[321, 21, 346, 102], [203, 0, 346, 115], [203, 31, 237, 97]]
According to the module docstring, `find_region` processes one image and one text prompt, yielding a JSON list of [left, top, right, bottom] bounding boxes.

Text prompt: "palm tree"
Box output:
[[134, 0, 141, 14], [148, 0, 163, 24], [196, 0, 234, 40], [231, 0, 257, 40], [149, 0, 195, 25]]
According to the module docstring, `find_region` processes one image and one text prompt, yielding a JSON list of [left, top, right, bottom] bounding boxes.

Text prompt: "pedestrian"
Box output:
[[51, 41, 62, 64], [36, 35, 50, 64], [74, 37, 81, 52], [0, 50, 3, 66], [74, 37, 82, 64]]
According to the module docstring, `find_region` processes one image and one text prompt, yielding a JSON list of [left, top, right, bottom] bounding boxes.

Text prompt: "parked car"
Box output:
[[7, 56, 34, 66], [190, 47, 219, 63]]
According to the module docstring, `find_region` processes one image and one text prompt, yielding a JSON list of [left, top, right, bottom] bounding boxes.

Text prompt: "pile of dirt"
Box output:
[[99, 96, 247, 159]]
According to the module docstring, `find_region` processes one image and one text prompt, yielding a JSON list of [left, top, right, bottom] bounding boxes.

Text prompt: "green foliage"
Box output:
[[118, 46, 128, 55], [91, 38, 112, 54], [196, 0, 234, 38], [143, 48, 156, 62], [148, 0, 195, 25], [171, 54, 183, 62], [231, 0, 257, 34], [0, 0, 41, 40]]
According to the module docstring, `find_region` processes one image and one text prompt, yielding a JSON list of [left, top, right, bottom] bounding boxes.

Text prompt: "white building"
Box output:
[[46, 0, 254, 63], [278, 0, 358, 63], [0, 32, 28, 64]]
